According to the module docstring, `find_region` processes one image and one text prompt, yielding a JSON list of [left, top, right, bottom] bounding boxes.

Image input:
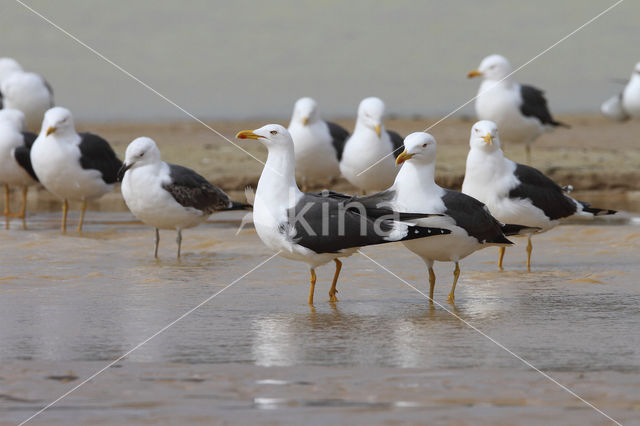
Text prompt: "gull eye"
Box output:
[[270, 130, 278, 135], [139, 152, 145, 157], [422, 143, 427, 148]]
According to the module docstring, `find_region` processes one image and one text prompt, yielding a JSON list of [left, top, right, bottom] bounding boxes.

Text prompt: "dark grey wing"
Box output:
[[163, 164, 232, 214], [387, 130, 404, 154], [42, 77, 54, 106], [284, 192, 450, 253], [509, 163, 577, 220], [13, 132, 38, 181], [519, 84, 567, 127], [326, 121, 349, 161], [78, 133, 123, 184], [441, 190, 512, 245]]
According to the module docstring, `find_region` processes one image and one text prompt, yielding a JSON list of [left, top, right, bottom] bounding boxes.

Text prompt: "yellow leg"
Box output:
[[19, 186, 27, 230], [77, 200, 87, 232], [3, 184, 10, 216], [447, 262, 460, 303], [61, 199, 69, 233], [308, 268, 317, 305], [428, 267, 436, 302], [526, 235, 533, 272], [361, 190, 367, 196], [498, 247, 506, 271], [525, 144, 532, 164], [154, 228, 160, 259], [329, 259, 342, 302]]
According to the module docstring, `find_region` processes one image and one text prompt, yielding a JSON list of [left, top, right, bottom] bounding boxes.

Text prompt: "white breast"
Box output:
[[289, 121, 340, 180], [340, 129, 398, 192]]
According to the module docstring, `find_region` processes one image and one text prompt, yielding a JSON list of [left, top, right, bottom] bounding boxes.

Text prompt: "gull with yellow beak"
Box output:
[[363, 132, 532, 303], [462, 120, 615, 271], [468, 54, 566, 163], [30, 107, 122, 232], [287, 97, 349, 191], [236, 124, 450, 305], [340, 97, 404, 194]]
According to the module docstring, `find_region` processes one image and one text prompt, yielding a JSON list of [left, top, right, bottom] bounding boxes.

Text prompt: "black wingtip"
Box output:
[[501, 223, 540, 236], [226, 201, 252, 211]]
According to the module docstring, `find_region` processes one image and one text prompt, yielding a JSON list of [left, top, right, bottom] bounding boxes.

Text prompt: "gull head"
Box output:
[[0, 57, 22, 82], [42, 107, 76, 138], [396, 132, 437, 166], [118, 137, 162, 181], [357, 97, 385, 137], [470, 120, 501, 152], [468, 54, 512, 81], [0, 109, 26, 131], [291, 97, 319, 126], [236, 124, 293, 150]]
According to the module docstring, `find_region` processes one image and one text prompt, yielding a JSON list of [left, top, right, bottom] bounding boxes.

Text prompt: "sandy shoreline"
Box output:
[[8, 114, 640, 213]]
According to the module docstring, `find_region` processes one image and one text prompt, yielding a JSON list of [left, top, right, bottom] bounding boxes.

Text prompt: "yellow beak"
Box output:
[[467, 69, 483, 78], [482, 132, 493, 145], [235, 130, 263, 140], [46, 126, 56, 136], [302, 117, 309, 126], [395, 150, 414, 165], [374, 124, 381, 137]]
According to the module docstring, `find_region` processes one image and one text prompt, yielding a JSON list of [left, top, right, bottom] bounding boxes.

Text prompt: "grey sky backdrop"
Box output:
[[1, 0, 637, 122]]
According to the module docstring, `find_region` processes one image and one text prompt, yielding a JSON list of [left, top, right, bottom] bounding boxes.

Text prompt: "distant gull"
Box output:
[[30, 107, 122, 232], [601, 61, 640, 121], [356, 132, 534, 303], [340, 97, 404, 194], [462, 120, 615, 271], [0, 58, 54, 133], [237, 124, 450, 304], [287, 97, 349, 190], [468, 54, 567, 163], [0, 109, 38, 229], [119, 137, 250, 259]]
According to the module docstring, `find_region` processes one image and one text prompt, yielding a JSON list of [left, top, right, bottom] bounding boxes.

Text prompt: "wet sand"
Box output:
[[1, 211, 639, 424]]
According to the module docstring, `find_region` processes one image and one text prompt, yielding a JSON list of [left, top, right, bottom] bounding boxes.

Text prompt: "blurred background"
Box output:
[[1, 0, 637, 122]]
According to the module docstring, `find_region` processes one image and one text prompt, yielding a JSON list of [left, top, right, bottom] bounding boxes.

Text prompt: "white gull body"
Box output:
[[601, 61, 640, 120], [0, 109, 36, 188], [340, 97, 402, 193], [1, 71, 53, 133]]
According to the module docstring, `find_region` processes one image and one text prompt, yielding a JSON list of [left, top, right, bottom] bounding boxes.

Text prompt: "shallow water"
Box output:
[[1, 211, 639, 424]]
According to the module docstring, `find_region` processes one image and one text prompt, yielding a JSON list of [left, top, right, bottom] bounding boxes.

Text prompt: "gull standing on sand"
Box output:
[[340, 97, 404, 194], [601, 61, 640, 121], [0, 109, 38, 228], [468, 54, 566, 163], [237, 124, 450, 304], [119, 137, 249, 259], [0, 58, 54, 133], [357, 132, 534, 303], [30, 107, 122, 232], [462, 120, 615, 271], [287, 97, 349, 190]]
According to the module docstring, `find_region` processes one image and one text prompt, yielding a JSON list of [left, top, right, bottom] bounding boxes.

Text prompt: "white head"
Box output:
[[291, 97, 319, 126], [356, 96, 385, 137], [118, 137, 162, 180], [395, 132, 437, 166], [468, 54, 512, 81], [236, 124, 293, 151], [41, 106, 76, 137], [469, 120, 501, 152], [0, 108, 26, 131], [0, 57, 23, 82]]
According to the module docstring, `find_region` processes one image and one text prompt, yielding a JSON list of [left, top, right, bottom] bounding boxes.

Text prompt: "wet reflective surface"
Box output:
[[1, 211, 639, 424]]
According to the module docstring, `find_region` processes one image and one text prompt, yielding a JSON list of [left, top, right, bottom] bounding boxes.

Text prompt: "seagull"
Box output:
[[340, 97, 404, 194], [118, 137, 250, 258], [236, 124, 450, 304], [356, 132, 535, 303], [601, 61, 640, 121], [468, 54, 567, 163], [30, 107, 122, 233], [0, 109, 38, 229], [0, 58, 54, 133], [462, 120, 616, 271], [287, 97, 349, 190]]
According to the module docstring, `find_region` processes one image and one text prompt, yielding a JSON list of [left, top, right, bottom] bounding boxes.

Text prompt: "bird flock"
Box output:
[[1, 54, 631, 305]]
